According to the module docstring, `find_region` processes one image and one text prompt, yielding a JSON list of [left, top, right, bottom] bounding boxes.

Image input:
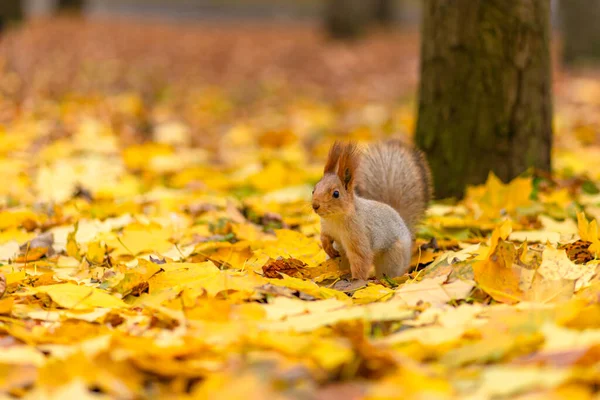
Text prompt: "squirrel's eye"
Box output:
[[332, 190, 340, 198]]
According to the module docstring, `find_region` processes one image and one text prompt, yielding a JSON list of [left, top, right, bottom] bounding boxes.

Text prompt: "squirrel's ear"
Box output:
[[324, 141, 343, 174], [343, 168, 352, 190], [337, 142, 360, 191]]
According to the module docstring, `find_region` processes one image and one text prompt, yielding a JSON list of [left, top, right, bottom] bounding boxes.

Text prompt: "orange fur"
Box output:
[[320, 233, 339, 259], [313, 140, 421, 280], [323, 141, 344, 174], [336, 142, 361, 190]]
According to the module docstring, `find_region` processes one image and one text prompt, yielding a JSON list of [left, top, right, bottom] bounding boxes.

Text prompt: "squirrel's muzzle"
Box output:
[[312, 202, 320, 211]]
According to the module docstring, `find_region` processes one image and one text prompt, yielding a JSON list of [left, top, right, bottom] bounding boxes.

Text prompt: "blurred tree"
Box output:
[[415, 0, 553, 199], [0, 0, 24, 31], [324, 0, 400, 39], [56, 0, 85, 14], [560, 0, 600, 65], [324, 0, 372, 39], [374, 0, 395, 26]]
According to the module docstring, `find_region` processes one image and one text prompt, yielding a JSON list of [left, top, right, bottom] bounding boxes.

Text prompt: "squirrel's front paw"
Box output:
[[324, 244, 340, 259], [321, 235, 340, 259]]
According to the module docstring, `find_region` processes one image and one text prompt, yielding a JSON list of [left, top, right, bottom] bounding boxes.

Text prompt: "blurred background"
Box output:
[[0, 0, 597, 201], [18, 0, 422, 23]]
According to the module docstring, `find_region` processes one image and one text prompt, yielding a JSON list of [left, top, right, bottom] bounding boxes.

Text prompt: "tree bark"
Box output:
[[415, 0, 553, 199], [56, 0, 85, 14], [560, 0, 600, 65], [324, 0, 372, 39]]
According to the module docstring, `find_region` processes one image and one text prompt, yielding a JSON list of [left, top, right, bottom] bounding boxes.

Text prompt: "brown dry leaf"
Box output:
[[262, 257, 309, 279], [560, 240, 594, 264]]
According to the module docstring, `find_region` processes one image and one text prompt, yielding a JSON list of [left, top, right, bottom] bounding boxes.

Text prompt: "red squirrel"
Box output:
[[311, 140, 432, 280]]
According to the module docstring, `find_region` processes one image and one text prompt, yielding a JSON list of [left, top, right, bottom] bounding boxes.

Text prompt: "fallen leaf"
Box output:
[[262, 257, 309, 279], [352, 284, 395, 304], [260, 302, 414, 333], [473, 235, 524, 304], [21, 283, 128, 310], [395, 276, 470, 306], [538, 245, 597, 291], [472, 366, 568, 398]]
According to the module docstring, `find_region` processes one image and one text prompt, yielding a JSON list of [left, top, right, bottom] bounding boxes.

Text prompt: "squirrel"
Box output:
[[311, 140, 432, 280]]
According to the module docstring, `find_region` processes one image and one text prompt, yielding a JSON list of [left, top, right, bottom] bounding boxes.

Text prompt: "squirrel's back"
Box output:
[[355, 140, 432, 234]]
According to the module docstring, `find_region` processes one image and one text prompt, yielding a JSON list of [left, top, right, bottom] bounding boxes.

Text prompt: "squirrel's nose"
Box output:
[[312, 202, 320, 211]]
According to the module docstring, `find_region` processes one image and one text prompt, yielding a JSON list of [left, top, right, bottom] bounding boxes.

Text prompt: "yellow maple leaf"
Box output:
[[108, 222, 173, 256], [194, 241, 253, 270], [473, 227, 523, 304], [486, 219, 513, 257], [23, 283, 128, 310], [259, 229, 326, 268], [352, 284, 395, 304], [66, 222, 81, 260], [465, 173, 532, 220], [268, 275, 349, 301], [577, 212, 600, 256], [148, 262, 220, 294], [0, 209, 40, 230], [86, 241, 106, 265], [122, 143, 173, 171]]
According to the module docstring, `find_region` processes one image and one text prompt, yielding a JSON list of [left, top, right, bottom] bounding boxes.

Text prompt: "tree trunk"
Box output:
[[0, 0, 24, 31], [56, 0, 85, 14], [324, 0, 372, 39], [415, 0, 553, 199], [560, 0, 600, 65]]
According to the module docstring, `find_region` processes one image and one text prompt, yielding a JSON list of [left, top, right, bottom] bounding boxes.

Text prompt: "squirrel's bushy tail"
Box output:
[[356, 140, 432, 234]]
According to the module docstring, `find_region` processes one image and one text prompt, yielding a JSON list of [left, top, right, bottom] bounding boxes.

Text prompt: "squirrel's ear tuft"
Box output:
[[344, 168, 351, 188], [337, 142, 360, 191], [324, 141, 344, 174]]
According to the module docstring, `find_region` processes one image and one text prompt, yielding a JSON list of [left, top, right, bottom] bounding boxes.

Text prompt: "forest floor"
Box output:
[[1, 18, 600, 399]]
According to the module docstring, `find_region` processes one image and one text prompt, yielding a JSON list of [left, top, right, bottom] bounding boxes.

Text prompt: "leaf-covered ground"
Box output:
[[2, 19, 600, 399]]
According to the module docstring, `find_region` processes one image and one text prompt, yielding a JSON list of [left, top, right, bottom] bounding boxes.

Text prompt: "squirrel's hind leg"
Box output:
[[375, 239, 411, 279], [339, 251, 351, 272]]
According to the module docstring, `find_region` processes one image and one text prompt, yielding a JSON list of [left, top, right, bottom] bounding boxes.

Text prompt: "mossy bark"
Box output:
[[415, 0, 553, 199], [560, 0, 600, 65]]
